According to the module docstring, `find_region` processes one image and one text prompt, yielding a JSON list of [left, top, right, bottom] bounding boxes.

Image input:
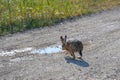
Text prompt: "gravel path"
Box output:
[[0, 7, 120, 80]]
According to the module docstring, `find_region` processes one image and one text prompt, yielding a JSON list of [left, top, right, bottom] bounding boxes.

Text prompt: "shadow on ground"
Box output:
[[65, 56, 89, 67]]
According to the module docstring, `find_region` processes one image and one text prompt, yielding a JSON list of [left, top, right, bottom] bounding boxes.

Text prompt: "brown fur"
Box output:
[[60, 35, 83, 59]]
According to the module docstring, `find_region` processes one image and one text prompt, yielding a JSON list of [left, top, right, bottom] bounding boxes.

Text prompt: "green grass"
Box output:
[[0, 0, 120, 35]]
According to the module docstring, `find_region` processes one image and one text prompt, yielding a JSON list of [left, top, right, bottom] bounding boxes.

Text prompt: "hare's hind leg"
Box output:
[[79, 51, 82, 57]]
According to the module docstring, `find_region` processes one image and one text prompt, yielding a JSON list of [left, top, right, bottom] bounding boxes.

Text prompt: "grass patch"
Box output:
[[0, 0, 120, 35]]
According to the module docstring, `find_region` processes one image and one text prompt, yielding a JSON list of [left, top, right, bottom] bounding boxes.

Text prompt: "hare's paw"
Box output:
[[77, 56, 82, 59]]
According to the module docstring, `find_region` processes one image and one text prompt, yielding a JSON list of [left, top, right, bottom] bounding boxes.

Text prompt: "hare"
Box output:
[[60, 35, 83, 59]]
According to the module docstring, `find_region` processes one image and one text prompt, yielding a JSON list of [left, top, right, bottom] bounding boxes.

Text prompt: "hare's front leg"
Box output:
[[65, 51, 69, 55], [70, 52, 75, 59]]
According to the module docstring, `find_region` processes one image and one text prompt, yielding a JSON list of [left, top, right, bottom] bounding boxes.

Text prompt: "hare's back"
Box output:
[[68, 40, 83, 51]]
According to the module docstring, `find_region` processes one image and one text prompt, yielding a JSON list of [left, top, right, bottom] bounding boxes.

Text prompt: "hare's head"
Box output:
[[60, 35, 68, 50]]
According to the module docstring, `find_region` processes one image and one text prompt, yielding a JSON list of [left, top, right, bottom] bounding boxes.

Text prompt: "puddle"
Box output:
[[0, 47, 33, 56], [31, 45, 62, 54], [0, 45, 63, 56]]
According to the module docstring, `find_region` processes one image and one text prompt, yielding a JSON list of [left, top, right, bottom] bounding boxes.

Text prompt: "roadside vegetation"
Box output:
[[0, 0, 120, 35]]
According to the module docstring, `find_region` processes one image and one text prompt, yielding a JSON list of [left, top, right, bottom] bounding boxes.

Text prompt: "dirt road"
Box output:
[[0, 7, 120, 80]]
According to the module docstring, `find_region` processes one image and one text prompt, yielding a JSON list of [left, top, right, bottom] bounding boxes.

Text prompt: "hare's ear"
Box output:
[[60, 36, 64, 43], [65, 35, 67, 42]]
